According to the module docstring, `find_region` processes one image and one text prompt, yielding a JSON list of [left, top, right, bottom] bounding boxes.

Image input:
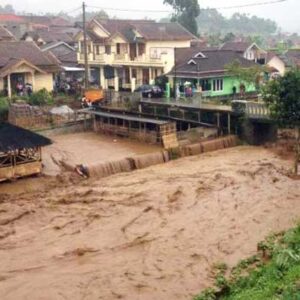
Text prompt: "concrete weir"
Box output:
[[82, 135, 238, 179]]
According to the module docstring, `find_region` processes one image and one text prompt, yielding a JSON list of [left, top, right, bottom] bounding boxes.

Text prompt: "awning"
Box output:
[[62, 66, 85, 72]]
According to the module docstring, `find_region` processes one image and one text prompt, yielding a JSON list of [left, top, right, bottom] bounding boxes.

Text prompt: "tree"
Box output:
[[0, 4, 15, 13], [263, 70, 300, 174], [196, 8, 278, 36], [163, 0, 200, 36], [74, 10, 109, 22], [226, 60, 268, 93], [223, 32, 236, 43]]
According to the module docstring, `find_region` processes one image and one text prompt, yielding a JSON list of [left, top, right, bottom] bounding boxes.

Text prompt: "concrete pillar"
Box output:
[[131, 78, 136, 92], [198, 111, 201, 123], [149, 67, 153, 82], [100, 67, 105, 89], [114, 68, 119, 92], [31, 72, 36, 92], [7, 74, 11, 98], [129, 67, 132, 81], [217, 113, 220, 128]]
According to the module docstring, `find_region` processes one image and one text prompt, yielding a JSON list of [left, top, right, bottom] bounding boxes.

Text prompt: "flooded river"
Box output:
[[0, 146, 299, 299]]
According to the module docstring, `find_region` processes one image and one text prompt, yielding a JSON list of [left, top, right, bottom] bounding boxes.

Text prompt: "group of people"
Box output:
[[15, 82, 33, 96], [176, 82, 200, 99], [54, 80, 83, 96]]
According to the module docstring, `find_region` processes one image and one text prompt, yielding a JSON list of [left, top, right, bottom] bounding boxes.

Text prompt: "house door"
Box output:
[[130, 43, 137, 61], [11, 73, 25, 94], [142, 68, 150, 84]]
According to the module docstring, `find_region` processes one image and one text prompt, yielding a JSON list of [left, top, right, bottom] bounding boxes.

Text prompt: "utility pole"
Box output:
[[82, 2, 89, 89], [174, 47, 177, 99]]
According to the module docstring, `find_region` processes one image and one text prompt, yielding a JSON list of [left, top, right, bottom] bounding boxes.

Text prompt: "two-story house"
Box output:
[[75, 19, 196, 91]]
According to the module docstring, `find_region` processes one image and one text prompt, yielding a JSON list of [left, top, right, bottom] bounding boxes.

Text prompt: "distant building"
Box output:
[[0, 14, 73, 40], [0, 41, 60, 97], [220, 42, 268, 64], [267, 49, 300, 76]]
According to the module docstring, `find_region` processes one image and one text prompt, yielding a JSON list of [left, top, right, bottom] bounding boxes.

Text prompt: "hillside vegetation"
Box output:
[[194, 225, 300, 300], [197, 9, 278, 36]]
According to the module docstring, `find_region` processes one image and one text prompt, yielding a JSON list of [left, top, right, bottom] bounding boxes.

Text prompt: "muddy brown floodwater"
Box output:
[[0, 132, 161, 194], [0, 146, 299, 300]]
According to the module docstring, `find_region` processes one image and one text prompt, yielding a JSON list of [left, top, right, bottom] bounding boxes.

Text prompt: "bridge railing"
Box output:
[[246, 102, 270, 119], [232, 100, 270, 119]]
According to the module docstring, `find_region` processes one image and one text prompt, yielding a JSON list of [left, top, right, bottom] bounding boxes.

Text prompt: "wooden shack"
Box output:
[[0, 123, 52, 182]]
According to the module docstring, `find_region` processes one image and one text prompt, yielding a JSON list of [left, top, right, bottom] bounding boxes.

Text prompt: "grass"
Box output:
[[194, 225, 300, 300], [0, 97, 9, 121]]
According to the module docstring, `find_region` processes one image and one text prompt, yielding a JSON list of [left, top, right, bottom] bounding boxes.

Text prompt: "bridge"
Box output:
[[139, 98, 275, 144]]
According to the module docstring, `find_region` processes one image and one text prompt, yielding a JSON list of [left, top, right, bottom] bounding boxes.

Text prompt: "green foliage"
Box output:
[[194, 288, 216, 300], [263, 69, 300, 128], [27, 89, 54, 106], [226, 60, 268, 91], [0, 97, 9, 121], [193, 225, 300, 300], [163, 0, 200, 35]]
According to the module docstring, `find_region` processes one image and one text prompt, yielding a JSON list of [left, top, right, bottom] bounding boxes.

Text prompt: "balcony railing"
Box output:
[[77, 52, 165, 66]]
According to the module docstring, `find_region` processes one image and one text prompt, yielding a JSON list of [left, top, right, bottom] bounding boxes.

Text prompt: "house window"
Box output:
[[87, 44, 92, 53], [80, 41, 84, 52], [105, 45, 111, 54], [116, 43, 121, 55], [200, 79, 210, 91], [138, 43, 145, 55], [95, 45, 100, 55], [124, 68, 130, 84], [212, 79, 223, 91]]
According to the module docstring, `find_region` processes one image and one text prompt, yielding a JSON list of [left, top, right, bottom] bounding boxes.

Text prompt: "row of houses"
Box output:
[[0, 13, 299, 98]]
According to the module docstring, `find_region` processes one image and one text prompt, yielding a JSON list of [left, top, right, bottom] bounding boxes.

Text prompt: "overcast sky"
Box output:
[[2, 0, 299, 33]]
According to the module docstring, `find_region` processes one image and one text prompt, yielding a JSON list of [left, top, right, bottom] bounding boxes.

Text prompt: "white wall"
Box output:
[[268, 56, 286, 76]]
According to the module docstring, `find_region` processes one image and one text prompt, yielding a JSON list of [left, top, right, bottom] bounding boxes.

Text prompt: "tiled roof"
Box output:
[[95, 19, 154, 36], [0, 122, 51, 152], [0, 14, 72, 27], [0, 41, 60, 70], [133, 22, 196, 41], [169, 49, 257, 78], [94, 19, 195, 41], [0, 25, 15, 40], [0, 14, 24, 23], [220, 42, 252, 53], [25, 29, 74, 44]]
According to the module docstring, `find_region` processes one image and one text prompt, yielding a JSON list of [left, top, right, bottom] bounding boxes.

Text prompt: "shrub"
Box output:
[[27, 89, 54, 106], [0, 97, 9, 121]]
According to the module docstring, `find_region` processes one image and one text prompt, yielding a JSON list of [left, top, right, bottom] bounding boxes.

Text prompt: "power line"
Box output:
[[86, 5, 171, 14], [85, 0, 287, 14], [214, 0, 287, 10]]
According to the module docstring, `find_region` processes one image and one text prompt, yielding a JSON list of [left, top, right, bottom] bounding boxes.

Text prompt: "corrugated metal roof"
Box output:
[[0, 123, 52, 152]]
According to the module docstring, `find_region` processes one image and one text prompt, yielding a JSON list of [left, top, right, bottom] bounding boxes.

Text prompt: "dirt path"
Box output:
[[0, 146, 299, 300]]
